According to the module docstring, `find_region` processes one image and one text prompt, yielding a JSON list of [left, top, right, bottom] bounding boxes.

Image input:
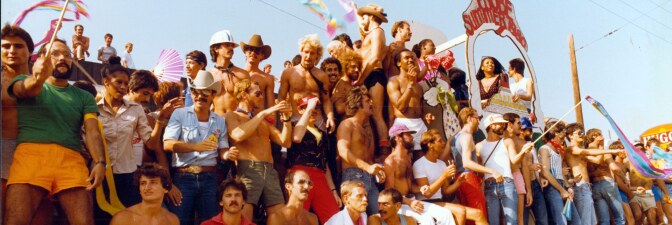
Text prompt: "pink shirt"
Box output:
[[200, 213, 256, 225]]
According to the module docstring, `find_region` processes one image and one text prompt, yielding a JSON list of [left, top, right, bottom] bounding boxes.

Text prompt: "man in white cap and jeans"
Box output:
[[164, 70, 238, 224], [472, 114, 519, 225], [209, 30, 250, 116]]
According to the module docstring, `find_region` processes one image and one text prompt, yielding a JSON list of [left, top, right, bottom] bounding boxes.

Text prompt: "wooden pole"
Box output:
[[45, 0, 71, 56], [568, 34, 584, 126]]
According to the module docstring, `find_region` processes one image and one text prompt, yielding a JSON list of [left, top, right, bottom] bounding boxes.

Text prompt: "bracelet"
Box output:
[[95, 160, 107, 167], [281, 118, 292, 123]]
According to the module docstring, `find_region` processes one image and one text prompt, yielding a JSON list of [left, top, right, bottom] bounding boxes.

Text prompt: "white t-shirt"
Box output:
[[479, 139, 513, 179], [122, 52, 134, 68], [510, 77, 531, 109], [412, 156, 447, 200], [98, 45, 117, 62]]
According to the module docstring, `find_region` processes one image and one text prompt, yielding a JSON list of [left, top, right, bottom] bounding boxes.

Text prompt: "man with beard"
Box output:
[[225, 79, 292, 221], [473, 114, 518, 225], [202, 178, 256, 225], [501, 113, 533, 225], [355, 3, 390, 150], [184, 50, 208, 107], [338, 86, 385, 214], [585, 128, 627, 225], [326, 181, 369, 225], [5, 38, 106, 225], [71, 24, 89, 60], [110, 163, 179, 225], [564, 123, 624, 225], [387, 50, 426, 160], [208, 30, 250, 116], [385, 20, 412, 77], [320, 57, 342, 93], [164, 70, 235, 224], [279, 34, 336, 133], [242, 34, 275, 111], [268, 170, 319, 225], [332, 50, 359, 120], [367, 188, 417, 225]]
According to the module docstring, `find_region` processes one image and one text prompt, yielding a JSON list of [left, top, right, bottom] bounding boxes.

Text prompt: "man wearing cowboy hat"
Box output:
[[208, 29, 250, 116], [242, 34, 276, 111], [356, 3, 391, 152], [164, 70, 238, 225]]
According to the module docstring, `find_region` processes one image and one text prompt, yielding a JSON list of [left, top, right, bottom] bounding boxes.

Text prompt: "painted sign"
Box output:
[[641, 124, 672, 147], [462, 0, 545, 131]]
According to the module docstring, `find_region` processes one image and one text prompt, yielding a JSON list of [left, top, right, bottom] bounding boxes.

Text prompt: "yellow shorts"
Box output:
[[7, 143, 89, 195]]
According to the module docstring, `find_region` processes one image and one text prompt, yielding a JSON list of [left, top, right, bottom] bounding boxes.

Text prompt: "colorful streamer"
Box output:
[[336, 0, 356, 22], [300, 0, 343, 37], [13, 0, 89, 26], [585, 96, 672, 179], [33, 18, 75, 48]]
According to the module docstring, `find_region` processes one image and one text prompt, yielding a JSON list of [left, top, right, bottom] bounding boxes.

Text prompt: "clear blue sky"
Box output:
[[2, 0, 671, 140]]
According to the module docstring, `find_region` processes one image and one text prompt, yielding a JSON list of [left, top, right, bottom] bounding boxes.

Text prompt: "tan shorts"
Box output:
[[630, 192, 656, 211]]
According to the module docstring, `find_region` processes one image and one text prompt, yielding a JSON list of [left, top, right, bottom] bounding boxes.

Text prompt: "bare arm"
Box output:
[[386, 79, 415, 113], [278, 68, 291, 101], [10, 56, 52, 99], [462, 136, 496, 174], [571, 146, 622, 156], [292, 106, 314, 143], [265, 76, 276, 109], [83, 115, 106, 189], [519, 79, 534, 101], [539, 146, 566, 193], [357, 30, 385, 84], [97, 47, 104, 62], [505, 139, 527, 165], [415, 172, 451, 199], [269, 121, 292, 148], [337, 122, 373, 171]]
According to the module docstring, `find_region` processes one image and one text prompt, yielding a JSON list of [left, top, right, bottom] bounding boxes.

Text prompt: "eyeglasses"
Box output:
[[191, 88, 213, 96], [49, 50, 73, 59]]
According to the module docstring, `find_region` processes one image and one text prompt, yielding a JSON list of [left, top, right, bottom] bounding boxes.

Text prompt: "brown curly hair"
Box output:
[[345, 86, 369, 116], [153, 82, 182, 106]]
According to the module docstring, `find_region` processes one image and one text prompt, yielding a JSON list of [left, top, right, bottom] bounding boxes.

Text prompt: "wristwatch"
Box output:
[[95, 160, 107, 167]]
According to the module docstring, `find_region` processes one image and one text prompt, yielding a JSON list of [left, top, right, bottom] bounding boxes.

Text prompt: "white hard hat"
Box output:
[[209, 30, 238, 47]]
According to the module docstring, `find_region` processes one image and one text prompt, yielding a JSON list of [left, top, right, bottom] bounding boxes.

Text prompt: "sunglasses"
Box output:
[[191, 88, 213, 96]]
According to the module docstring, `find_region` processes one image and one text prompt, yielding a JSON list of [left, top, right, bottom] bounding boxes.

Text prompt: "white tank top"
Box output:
[[510, 77, 531, 109], [480, 139, 513, 179]]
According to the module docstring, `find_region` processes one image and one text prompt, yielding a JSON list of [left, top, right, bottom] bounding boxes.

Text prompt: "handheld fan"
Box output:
[[153, 49, 184, 83]]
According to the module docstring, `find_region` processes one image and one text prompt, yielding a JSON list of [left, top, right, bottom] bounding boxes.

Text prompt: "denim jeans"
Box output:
[[167, 172, 219, 225], [543, 181, 582, 225], [484, 177, 518, 225], [592, 179, 625, 225], [524, 181, 549, 225], [574, 182, 596, 225], [342, 167, 379, 214]]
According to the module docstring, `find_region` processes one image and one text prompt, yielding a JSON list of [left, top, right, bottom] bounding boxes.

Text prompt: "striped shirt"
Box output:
[[540, 144, 564, 181]]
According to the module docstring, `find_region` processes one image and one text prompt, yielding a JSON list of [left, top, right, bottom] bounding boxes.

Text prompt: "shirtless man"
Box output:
[[387, 49, 426, 160], [268, 170, 318, 225], [628, 165, 658, 225], [320, 57, 342, 93], [1, 23, 37, 220], [224, 79, 292, 221], [71, 24, 89, 61], [279, 34, 335, 133], [332, 50, 360, 121], [611, 141, 635, 225], [385, 20, 412, 77], [564, 123, 623, 225], [208, 30, 250, 116], [337, 86, 385, 214], [585, 129, 627, 225], [501, 113, 532, 225], [110, 163, 179, 225], [242, 34, 275, 110], [201, 178, 256, 225], [367, 189, 417, 225], [356, 3, 390, 147]]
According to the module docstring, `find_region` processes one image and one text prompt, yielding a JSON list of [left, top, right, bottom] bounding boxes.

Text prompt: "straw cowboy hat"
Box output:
[[357, 4, 388, 23], [192, 70, 221, 94], [240, 34, 272, 60]]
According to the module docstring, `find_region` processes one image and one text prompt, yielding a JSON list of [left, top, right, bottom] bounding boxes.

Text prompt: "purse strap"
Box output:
[[482, 139, 502, 166]]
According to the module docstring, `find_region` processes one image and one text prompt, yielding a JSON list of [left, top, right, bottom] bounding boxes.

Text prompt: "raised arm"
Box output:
[[570, 146, 622, 156], [387, 79, 415, 113], [269, 108, 292, 148], [10, 56, 52, 99], [357, 30, 385, 85], [278, 68, 291, 101]]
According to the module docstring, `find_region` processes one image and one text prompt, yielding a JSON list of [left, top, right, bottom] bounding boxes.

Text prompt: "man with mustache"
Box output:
[[387, 49, 426, 160], [225, 79, 292, 221], [326, 181, 369, 225], [5, 38, 106, 225], [268, 170, 319, 225], [201, 178, 256, 225], [338, 86, 385, 214], [473, 114, 518, 225], [208, 30, 250, 116], [242, 34, 275, 112], [385, 20, 412, 77], [320, 57, 342, 94], [164, 70, 235, 224], [367, 188, 417, 225], [110, 163, 178, 225], [331, 50, 359, 121], [71, 24, 89, 61], [278, 34, 336, 133]]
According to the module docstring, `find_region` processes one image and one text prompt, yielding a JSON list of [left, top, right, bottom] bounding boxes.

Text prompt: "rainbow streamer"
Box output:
[[337, 0, 356, 22], [33, 18, 75, 48], [300, 0, 343, 37], [13, 0, 89, 26], [585, 96, 672, 179]]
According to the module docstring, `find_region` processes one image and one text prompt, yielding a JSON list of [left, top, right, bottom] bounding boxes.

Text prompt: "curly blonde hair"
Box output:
[[337, 49, 363, 75], [298, 34, 323, 62], [345, 86, 369, 116]]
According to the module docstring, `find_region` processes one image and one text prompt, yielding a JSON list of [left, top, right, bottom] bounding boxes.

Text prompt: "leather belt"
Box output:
[[175, 165, 216, 174]]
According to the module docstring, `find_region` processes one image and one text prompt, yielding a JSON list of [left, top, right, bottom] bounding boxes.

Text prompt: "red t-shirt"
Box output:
[[200, 213, 256, 225]]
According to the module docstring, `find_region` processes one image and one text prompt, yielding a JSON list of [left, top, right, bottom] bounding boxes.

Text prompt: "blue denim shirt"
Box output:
[[183, 78, 194, 107], [164, 106, 228, 167]]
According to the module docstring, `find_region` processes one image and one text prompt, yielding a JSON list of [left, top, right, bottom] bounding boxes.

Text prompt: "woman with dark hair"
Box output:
[[476, 56, 509, 105], [411, 39, 437, 81]]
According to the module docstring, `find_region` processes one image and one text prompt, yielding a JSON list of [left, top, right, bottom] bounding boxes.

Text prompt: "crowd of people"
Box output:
[[2, 3, 672, 225]]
